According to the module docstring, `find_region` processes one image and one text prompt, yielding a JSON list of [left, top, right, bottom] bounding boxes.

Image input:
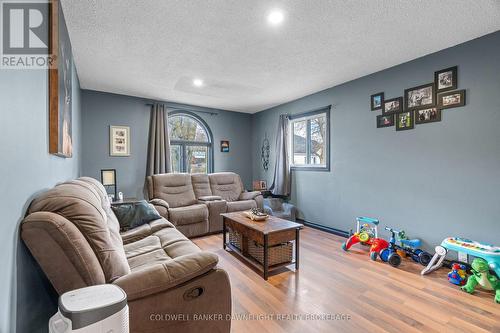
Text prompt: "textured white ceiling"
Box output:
[[61, 0, 500, 113]]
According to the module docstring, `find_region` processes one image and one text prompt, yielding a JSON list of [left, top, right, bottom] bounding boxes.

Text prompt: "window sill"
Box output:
[[291, 166, 330, 172]]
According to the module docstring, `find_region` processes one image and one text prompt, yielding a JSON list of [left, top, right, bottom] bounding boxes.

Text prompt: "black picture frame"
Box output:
[[395, 111, 414, 131], [404, 83, 436, 111], [220, 140, 230, 152], [100, 169, 117, 199], [435, 66, 457, 93], [437, 90, 466, 109], [370, 92, 384, 111], [376, 114, 394, 128], [382, 97, 403, 115], [415, 108, 441, 124]]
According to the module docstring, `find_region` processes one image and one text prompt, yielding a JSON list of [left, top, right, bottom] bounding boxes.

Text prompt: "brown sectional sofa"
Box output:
[[21, 177, 231, 333], [147, 172, 263, 237]]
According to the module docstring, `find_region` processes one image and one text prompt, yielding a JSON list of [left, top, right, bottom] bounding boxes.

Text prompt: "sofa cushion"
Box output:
[[149, 173, 197, 208], [168, 204, 209, 226], [27, 178, 131, 282], [226, 200, 257, 212], [120, 218, 173, 245], [123, 225, 202, 272], [191, 173, 213, 198], [208, 172, 244, 201], [111, 200, 162, 231]]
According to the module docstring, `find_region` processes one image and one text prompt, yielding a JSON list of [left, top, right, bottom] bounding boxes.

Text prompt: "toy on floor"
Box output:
[[342, 217, 389, 260], [461, 258, 500, 304], [448, 263, 468, 286], [379, 227, 432, 267], [421, 237, 500, 279]]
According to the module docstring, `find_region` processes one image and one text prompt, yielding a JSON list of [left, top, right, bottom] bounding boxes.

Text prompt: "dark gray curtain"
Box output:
[[269, 114, 291, 196], [147, 103, 171, 176]]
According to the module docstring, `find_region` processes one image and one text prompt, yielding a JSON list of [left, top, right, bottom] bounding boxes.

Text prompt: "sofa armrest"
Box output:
[[150, 198, 169, 209], [239, 191, 261, 201], [202, 199, 227, 233], [149, 198, 169, 219], [113, 252, 218, 301], [198, 195, 223, 202], [120, 218, 174, 245]]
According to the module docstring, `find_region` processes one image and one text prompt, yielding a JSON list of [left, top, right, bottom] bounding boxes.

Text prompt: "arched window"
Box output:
[[168, 111, 213, 173]]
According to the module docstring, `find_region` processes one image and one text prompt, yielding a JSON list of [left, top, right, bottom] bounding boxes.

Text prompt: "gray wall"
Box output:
[[252, 31, 500, 248], [0, 63, 82, 333], [81, 90, 253, 198]]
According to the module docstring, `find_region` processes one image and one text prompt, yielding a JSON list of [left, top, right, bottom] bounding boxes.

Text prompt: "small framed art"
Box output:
[[220, 140, 230, 152], [415, 108, 441, 124], [395, 111, 414, 131], [382, 97, 403, 115], [110, 126, 130, 156], [370, 92, 384, 111], [435, 66, 457, 93], [437, 90, 466, 109], [404, 83, 435, 111], [376, 114, 394, 128]]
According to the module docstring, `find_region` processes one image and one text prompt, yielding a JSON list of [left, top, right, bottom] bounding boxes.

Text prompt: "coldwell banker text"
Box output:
[[1, 0, 55, 69]]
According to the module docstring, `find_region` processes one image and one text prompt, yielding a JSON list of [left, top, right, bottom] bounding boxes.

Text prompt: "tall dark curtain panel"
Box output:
[[147, 103, 172, 177], [270, 114, 291, 196]]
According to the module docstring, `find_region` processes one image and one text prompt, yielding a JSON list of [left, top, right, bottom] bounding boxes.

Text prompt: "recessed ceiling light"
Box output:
[[193, 78, 204, 87], [267, 10, 284, 26]]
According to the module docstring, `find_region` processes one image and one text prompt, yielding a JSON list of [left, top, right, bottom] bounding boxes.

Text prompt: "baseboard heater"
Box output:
[[297, 219, 350, 238]]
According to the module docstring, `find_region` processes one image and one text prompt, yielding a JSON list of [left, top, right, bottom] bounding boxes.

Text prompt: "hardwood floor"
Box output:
[[193, 227, 500, 333]]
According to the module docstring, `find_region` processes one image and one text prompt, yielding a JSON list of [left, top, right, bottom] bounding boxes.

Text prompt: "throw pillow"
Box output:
[[111, 200, 162, 231]]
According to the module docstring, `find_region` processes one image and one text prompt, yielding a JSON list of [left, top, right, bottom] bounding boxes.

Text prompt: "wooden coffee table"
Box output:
[[221, 212, 303, 280]]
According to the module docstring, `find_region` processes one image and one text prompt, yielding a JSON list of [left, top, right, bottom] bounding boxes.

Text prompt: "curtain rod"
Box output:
[[145, 103, 218, 116]]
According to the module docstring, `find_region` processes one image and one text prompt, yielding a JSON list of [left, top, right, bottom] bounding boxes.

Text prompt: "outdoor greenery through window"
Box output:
[[290, 108, 330, 170], [168, 112, 213, 173]]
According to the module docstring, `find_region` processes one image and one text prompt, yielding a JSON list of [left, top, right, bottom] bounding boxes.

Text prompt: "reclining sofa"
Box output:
[[21, 177, 231, 333], [147, 172, 263, 238]]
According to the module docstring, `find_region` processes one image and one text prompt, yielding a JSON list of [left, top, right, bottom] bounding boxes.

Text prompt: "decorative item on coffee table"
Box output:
[[244, 208, 268, 221]]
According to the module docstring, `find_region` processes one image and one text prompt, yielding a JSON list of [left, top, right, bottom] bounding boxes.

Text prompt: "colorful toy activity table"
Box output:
[[421, 237, 500, 277]]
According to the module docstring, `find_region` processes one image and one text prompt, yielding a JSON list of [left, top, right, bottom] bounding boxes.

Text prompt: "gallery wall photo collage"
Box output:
[[370, 66, 466, 131]]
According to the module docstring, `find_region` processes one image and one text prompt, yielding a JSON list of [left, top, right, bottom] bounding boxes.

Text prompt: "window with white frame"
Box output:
[[289, 107, 330, 171]]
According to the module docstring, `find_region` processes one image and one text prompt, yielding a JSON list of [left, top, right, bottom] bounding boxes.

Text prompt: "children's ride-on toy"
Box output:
[[342, 217, 379, 249], [380, 227, 432, 268], [342, 217, 389, 260]]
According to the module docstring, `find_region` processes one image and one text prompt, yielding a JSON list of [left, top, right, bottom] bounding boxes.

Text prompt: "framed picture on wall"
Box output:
[[376, 114, 394, 128], [220, 140, 230, 152], [382, 97, 403, 115], [404, 83, 435, 111], [370, 92, 384, 111], [415, 108, 441, 124], [434, 66, 457, 93], [49, 0, 73, 158], [110, 126, 130, 156], [437, 90, 466, 109], [252, 180, 267, 191], [395, 111, 414, 131]]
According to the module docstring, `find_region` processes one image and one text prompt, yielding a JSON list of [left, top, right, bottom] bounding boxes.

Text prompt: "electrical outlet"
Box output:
[[458, 252, 468, 263]]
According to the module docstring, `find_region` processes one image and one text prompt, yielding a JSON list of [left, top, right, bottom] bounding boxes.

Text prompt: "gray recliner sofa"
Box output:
[[21, 177, 231, 333], [147, 172, 263, 238]]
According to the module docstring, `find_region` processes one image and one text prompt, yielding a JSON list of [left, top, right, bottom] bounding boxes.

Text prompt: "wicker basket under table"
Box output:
[[229, 229, 293, 266]]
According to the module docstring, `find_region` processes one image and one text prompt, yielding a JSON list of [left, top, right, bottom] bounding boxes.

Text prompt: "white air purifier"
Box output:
[[49, 284, 129, 333]]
